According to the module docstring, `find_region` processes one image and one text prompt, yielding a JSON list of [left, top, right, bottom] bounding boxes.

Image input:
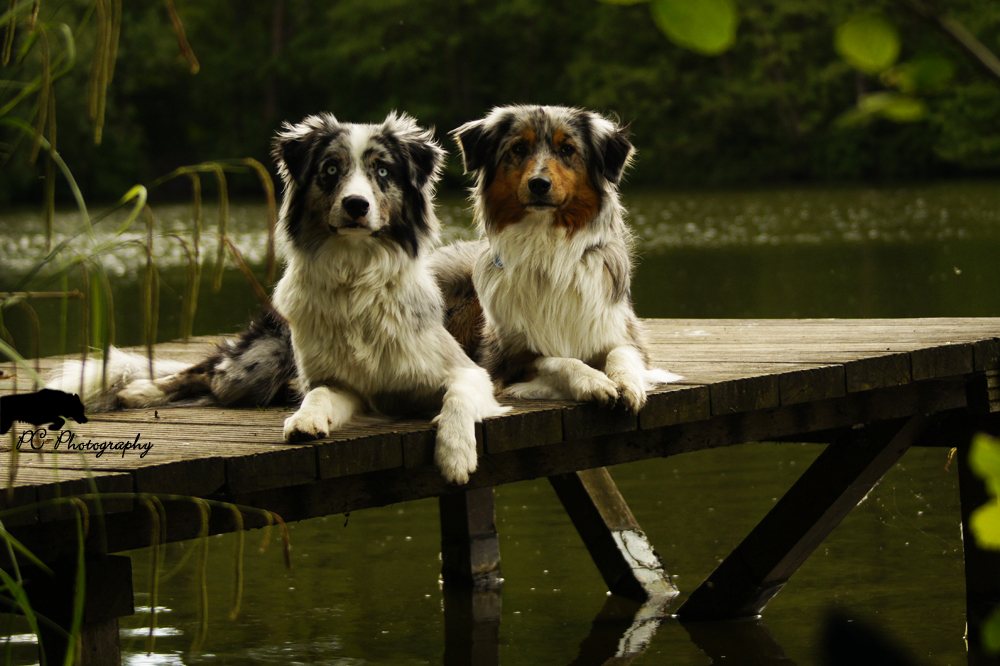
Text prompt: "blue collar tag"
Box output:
[[492, 254, 504, 269]]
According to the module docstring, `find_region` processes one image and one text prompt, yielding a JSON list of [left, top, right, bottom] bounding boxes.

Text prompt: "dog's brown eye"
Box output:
[[510, 142, 528, 157], [559, 143, 575, 158]]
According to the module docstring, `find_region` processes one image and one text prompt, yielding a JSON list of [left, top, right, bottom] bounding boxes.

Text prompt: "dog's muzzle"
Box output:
[[334, 195, 374, 234]]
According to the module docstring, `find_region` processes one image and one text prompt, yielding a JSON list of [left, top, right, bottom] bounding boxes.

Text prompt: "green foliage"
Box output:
[[3, 0, 1000, 198], [835, 12, 901, 74], [649, 0, 739, 56], [969, 432, 1000, 653]]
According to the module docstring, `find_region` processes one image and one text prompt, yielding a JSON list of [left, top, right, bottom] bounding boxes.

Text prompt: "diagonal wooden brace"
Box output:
[[676, 414, 927, 622], [549, 467, 678, 603]]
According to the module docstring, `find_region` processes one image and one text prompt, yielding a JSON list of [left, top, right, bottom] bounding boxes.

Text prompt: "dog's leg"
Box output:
[[605, 345, 684, 412], [284, 386, 362, 443], [507, 356, 618, 405], [604, 346, 650, 413], [434, 366, 510, 485], [118, 359, 215, 408]]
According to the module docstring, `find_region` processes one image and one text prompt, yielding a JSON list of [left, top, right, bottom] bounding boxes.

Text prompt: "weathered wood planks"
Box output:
[[0, 318, 996, 563]]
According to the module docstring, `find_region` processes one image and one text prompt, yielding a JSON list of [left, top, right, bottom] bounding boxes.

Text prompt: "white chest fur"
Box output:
[[272, 245, 447, 396], [474, 215, 633, 361]]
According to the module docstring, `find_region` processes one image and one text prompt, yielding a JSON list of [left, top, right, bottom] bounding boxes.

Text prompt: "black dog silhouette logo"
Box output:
[[0, 388, 88, 435]]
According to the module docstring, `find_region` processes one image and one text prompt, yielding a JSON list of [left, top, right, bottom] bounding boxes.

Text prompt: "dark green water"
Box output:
[[2, 180, 998, 664]]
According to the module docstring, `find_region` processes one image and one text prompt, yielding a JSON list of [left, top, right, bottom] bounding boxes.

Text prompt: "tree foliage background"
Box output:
[[2, 0, 1000, 205]]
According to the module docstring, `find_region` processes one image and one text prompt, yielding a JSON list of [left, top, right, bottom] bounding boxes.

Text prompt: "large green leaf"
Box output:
[[835, 12, 900, 74], [971, 432, 1000, 498], [882, 54, 955, 94], [650, 0, 738, 56], [971, 503, 1000, 550], [984, 606, 1000, 654], [836, 92, 926, 127]]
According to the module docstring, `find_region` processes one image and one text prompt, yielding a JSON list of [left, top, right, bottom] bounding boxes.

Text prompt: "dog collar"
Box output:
[[493, 254, 504, 269]]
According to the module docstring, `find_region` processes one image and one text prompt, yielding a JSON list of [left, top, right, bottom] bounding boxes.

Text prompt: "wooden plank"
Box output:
[[548, 467, 677, 602], [225, 446, 318, 494], [674, 415, 927, 621], [439, 486, 502, 588], [639, 384, 711, 430], [1, 377, 970, 564], [482, 400, 563, 454]]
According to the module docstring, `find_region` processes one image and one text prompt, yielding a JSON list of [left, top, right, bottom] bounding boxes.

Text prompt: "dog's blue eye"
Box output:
[[326, 165, 338, 176], [377, 167, 389, 178]]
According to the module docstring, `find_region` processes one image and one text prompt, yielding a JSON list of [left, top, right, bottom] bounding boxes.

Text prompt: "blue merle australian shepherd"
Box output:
[[51, 112, 507, 484]]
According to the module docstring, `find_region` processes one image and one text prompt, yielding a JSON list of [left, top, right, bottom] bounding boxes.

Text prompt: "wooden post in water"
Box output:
[[439, 486, 502, 588], [18, 554, 134, 666], [676, 415, 926, 622], [548, 467, 678, 602], [439, 488, 502, 666]]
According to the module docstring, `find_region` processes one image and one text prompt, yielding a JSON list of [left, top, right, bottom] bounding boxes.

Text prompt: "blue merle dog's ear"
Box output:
[[587, 113, 635, 186], [272, 114, 339, 187], [383, 111, 446, 190], [405, 138, 446, 190], [272, 130, 316, 187], [451, 112, 514, 174]]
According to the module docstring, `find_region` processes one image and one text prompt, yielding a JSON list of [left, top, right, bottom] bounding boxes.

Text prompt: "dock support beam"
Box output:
[[549, 467, 678, 602], [439, 487, 502, 666], [17, 554, 134, 666], [676, 415, 926, 621], [439, 486, 502, 588]]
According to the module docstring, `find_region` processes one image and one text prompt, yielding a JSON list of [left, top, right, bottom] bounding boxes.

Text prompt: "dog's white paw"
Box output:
[[615, 377, 647, 413], [433, 418, 477, 485], [283, 406, 330, 443], [568, 367, 619, 405], [118, 379, 169, 408]]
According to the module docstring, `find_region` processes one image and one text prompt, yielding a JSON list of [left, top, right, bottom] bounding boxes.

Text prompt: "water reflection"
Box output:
[[683, 619, 796, 666]]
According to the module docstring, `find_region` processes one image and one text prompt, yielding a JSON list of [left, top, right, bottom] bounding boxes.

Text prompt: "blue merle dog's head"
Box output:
[[272, 112, 446, 257]]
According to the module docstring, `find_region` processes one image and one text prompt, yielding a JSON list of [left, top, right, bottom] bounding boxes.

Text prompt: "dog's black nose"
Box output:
[[342, 195, 370, 220], [528, 176, 551, 196]]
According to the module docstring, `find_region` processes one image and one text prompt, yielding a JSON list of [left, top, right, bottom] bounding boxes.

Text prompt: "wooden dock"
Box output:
[[3, 318, 1000, 664]]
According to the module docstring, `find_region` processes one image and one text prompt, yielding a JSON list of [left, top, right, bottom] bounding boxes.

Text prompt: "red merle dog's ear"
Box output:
[[451, 112, 514, 174], [592, 119, 635, 186]]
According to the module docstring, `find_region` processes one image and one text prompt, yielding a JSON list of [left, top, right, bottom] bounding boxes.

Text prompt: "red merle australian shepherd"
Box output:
[[433, 105, 681, 411]]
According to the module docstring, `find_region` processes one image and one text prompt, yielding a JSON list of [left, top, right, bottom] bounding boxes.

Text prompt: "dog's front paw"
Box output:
[[568, 367, 619, 406], [615, 378, 647, 413], [283, 407, 329, 443], [118, 379, 168, 409], [433, 418, 477, 485]]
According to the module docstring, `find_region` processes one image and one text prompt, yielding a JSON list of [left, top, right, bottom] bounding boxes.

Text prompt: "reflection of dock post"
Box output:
[[549, 467, 678, 602], [17, 554, 134, 666], [439, 486, 502, 666]]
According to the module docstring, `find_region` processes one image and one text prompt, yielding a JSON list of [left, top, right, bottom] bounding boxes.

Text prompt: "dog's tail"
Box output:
[[48, 308, 299, 413], [48, 349, 191, 413]]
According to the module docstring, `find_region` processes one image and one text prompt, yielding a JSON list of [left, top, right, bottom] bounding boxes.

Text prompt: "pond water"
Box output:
[[2, 180, 999, 665]]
